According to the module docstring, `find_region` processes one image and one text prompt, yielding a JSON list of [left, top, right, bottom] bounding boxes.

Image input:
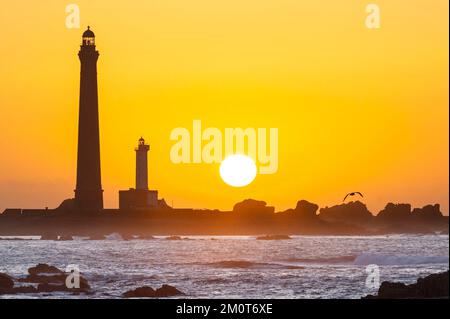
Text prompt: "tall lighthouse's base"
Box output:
[[75, 189, 104, 212]]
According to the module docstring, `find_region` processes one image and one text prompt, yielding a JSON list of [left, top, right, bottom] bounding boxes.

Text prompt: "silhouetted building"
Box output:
[[119, 138, 158, 210], [75, 26, 103, 211]]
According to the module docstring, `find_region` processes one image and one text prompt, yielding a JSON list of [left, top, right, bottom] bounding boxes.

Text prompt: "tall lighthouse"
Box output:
[[74, 26, 103, 211]]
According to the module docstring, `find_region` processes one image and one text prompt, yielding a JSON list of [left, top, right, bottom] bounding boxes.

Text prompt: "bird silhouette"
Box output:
[[343, 192, 363, 202]]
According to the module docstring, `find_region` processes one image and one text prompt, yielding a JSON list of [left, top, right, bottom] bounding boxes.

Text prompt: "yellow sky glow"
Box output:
[[0, 0, 448, 214]]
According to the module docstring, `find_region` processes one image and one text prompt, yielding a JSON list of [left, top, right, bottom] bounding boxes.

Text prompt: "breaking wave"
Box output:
[[283, 256, 357, 264], [353, 253, 449, 266]]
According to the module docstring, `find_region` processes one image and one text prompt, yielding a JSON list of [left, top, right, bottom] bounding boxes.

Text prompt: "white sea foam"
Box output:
[[353, 253, 449, 266], [104, 232, 123, 240]]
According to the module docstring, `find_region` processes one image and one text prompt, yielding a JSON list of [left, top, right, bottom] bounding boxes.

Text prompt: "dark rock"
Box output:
[[377, 203, 411, 221], [165, 235, 193, 240], [363, 271, 449, 299], [121, 233, 135, 241], [319, 201, 373, 225], [19, 264, 90, 293], [58, 235, 73, 241], [34, 275, 90, 293], [40, 233, 58, 240], [256, 234, 291, 240], [19, 274, 63, 284], [375, 203, 447, 233], [123, 284, 184, 298], [377, 282, 412, 298], [415, 271, 449, 298], [233, 199, 275, 215], [294, 200, 319, 219], [0, 285, 38, 295], [28, 263, 63, 276], [166, 235, 182, 240], [123, 286, 156, 298], [37, 283, 62, 292], [0, 272, 38, 295], [37, 283, 70, 293], [154, 284, 184, 297], [412, 204, 443, 222], [0, 273, 14, 289], [11, 286, 38, 294], [22, 273, 90, 288]]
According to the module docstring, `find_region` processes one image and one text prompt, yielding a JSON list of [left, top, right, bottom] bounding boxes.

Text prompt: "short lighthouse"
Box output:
[[135, 137, 150, 190], [119, 138, 158, 210]]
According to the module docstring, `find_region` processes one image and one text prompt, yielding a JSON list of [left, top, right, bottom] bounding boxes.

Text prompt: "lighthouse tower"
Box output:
[[119, 138, 158, 210], [135, 137, 150, 190], [74, 26, 103, 211]]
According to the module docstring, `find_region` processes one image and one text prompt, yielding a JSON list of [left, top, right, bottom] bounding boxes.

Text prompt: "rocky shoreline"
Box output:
[[363, 270, 449, 299], [1, 200, 448, 237], [0, 263, 183, 298]]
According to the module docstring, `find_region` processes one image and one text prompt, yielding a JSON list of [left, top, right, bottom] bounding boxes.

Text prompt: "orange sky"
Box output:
[[0, 0, 448, 214]]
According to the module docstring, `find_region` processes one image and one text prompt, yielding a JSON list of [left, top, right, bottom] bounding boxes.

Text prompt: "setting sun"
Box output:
[[219, 154, 257, 187]]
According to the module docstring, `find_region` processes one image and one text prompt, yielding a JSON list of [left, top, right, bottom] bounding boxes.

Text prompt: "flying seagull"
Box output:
[[343, 192, 363, 202]]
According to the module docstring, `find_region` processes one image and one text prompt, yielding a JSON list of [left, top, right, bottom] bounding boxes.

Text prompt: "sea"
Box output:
[[0, 234, 448, 299]]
